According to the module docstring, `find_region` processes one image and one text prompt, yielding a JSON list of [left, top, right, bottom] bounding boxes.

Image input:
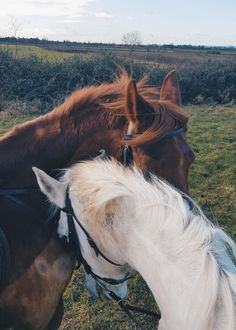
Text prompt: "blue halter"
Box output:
[[123, 127, 184, 166], [163, 127, 184, 138], [123, 127, 184, 141]]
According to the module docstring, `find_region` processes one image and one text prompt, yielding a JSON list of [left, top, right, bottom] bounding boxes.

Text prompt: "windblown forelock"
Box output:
[[125, 100, 188, 146], [58, 70, 187, 146], [99, 75, 188, 147], [99, 77, 160, 116]]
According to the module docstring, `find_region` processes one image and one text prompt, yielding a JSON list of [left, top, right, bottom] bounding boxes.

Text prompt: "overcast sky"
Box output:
[[0, 0, 235, 46]]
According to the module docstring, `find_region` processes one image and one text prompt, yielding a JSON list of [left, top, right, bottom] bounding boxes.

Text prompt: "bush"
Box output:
[[179, 62, 236, 104], [0, 49, 236, 115]]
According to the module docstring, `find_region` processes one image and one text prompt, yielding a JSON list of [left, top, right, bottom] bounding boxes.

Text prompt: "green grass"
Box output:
[[0, 44, 74, 62], [1, 105, 236, 329], [2, 43, 236, 67], [186, 105, 236, 238], [0, 112, 36, 136]]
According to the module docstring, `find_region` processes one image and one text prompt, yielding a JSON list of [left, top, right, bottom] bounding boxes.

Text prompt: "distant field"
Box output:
[[0, 44, 75, 62], [1, 42, 236, 67], [1, 105, 236, 329], [42, 43, 236, 67], [106, 47, 236, 67]]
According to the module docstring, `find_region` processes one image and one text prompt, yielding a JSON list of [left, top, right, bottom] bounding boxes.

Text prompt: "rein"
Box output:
[[109, 291, 161, 329]]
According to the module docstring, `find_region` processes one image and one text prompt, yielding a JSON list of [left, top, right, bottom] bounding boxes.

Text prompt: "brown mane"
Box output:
[[0, 70, 188, 174], [59, 69, 188, 144], [1, 70, 187, 145]]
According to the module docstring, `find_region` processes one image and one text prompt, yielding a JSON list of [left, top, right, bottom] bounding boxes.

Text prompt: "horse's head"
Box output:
[[61, 70, 194, 194], [33, 166, 132, 300], [121, 71, 195, 193]]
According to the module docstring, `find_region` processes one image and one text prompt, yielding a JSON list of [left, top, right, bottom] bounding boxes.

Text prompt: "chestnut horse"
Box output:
[[0, 70, 194, 329]]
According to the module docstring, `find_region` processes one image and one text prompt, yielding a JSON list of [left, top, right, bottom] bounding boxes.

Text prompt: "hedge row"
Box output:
[[0, 50, 236, 114]]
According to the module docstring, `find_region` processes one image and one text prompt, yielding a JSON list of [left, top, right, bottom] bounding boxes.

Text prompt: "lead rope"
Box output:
[[108, 291, 161, 330], [94, 277, 161, 330]]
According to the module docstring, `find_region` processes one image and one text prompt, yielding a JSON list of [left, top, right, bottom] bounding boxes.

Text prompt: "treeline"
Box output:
[[0, 50, 236, 114], [1, 37, 235, 52]]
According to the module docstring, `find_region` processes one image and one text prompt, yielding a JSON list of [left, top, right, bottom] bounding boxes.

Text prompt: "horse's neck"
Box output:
[[0, 111, 79, 185], [119, 225, 193, 329], [114, 214, 218, 330]]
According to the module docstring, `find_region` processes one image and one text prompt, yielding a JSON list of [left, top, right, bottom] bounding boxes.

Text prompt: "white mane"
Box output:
[[63, 159, 236, 329], [34, 159, 236, 329]]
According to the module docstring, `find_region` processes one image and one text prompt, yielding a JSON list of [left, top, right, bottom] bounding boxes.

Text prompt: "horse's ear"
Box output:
[[125, 79, 148, 132], [160, 70, 181, 106], [32, 167, 66, 209]]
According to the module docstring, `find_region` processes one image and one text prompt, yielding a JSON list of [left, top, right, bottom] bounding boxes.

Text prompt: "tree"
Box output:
[[121, 31, 142, 57], [8, 17, 23, 58]]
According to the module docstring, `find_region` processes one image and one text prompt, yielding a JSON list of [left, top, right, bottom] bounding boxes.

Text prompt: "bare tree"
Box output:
[[122, 31, 142, 46], [8, 17, 23, 58], [121, 31, 142, 57]]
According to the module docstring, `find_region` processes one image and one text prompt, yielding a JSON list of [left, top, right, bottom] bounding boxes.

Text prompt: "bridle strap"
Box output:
[[65, 206, 129, 285], [63, 190, 161, 328], [123, 127, 184, 142], [108, 291, 161, 329], [122, 127, 184, 166], [122, 145, 133, 166], [182, 194, 194, 211], [62, 191, 123, 267], [160, 127, 184, 139]]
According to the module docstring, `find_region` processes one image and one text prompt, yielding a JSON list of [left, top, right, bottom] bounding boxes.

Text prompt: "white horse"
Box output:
[[33, 160, 236, 330]]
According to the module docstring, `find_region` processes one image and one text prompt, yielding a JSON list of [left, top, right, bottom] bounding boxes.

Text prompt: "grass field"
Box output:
[[1, 105, 236, 329], [0, 44, 75, 62], [41, 42, 236, 67], [1, 42, 236, 67]]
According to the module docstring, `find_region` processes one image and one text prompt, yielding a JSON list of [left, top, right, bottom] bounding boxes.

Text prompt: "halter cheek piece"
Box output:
[[61, 190, 161, 329], [61, 190, 131, 286]]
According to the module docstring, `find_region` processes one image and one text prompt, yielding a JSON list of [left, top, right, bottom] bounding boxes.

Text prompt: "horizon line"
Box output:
[[1, 35, 236, 49]]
